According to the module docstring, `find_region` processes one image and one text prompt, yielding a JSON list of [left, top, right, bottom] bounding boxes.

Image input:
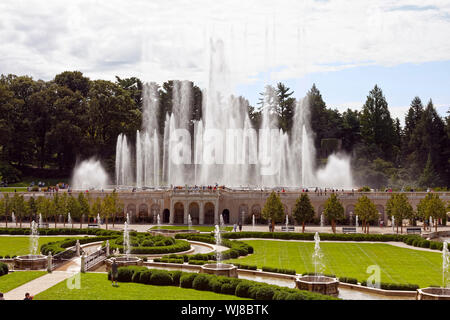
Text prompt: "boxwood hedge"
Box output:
[[114, 266, 338, 300], [0, 262, 8, 276]]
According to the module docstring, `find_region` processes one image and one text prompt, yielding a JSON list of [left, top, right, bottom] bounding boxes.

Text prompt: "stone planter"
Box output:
[[296, 275, 339, 296]]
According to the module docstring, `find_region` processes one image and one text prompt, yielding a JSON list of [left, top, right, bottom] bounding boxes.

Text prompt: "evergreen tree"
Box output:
[[275, 83, 295, 133], [262, 192, 285, 232], [292, 193, 315, 232], [354, 195, 378, 233], [360, 85, 395, 161], [323, 193, 344, 233], [418, 153, 440, 188]]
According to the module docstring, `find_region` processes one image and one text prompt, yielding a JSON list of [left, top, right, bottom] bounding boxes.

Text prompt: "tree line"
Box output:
[[0, 191, 124, 230], [0, 71, 448, 189], [262, 191, 448, 234]]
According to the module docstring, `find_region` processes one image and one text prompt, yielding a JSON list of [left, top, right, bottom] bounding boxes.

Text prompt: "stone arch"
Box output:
[[204, 202, 215, 225], [251, 204, 263, 224], [346, 204, 355, 225], [174, 202, 184, 224], [222, 209, 230, 224], [126, 204, 136, 223], [162, 208, 170, 223], [150, 204, 160, 224], [376, 205, 385, 223], [238, 204, 249, 224], [138, 203, 148, 222], [189, 202, 200, 225]]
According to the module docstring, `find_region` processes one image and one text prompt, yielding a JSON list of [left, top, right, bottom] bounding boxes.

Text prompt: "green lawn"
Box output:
[[0, 187, 28, 192], [35, 273, 249, 300], [150, 225, 233, 232], [225, 240, 442, 287], [0, 271, 46, 292], [0, 236, 81, 256]]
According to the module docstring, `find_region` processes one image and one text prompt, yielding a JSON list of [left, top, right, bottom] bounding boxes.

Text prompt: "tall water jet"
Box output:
[[443, 241, 449, 291], [157, 213, 161, 229], [392, 216, 395, 233], [355, 215, 359, 230], [320, 214, 324, 227], [285, 214, 289, 230], [68, 212, 72, 227], [252, 214, 255, 231], [39, 213, 43, 226], [312, 232, 324, 277], [296, 232, 339, 296], [11, 212, 16, 224], [123, 221, 130, 260], [29, 220, 39, 256], [214, 225, 222, 266], [200, 224, 238, 278], [72, 158, 109, 190], [188, 214, 192, 230], [97, 213, 101, 224]]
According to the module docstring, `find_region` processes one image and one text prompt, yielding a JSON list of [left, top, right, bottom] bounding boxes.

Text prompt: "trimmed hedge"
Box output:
[[0, 262, 8, 276], [0, 227, 121, 236], [262, 266, 296, 275], [233, 263, 258, 270], [109, 238, 190, 255], [338, 277, 358, 285], [360, 281, 419, 291], [40, 235, 117, 255], [220, 231, 444, 251], [115, 266, 338, 300]]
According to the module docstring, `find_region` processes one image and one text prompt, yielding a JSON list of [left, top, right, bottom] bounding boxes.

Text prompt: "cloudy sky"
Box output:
[[1, 0, 449, 121]]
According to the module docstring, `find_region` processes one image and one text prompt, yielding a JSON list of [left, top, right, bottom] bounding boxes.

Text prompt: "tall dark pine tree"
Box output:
[[275, 82, 295, 133], [360, 85, 395, 161], [413, 100, 447, 184], [307, 84, 329, 156], [341, 108, 361, 153]]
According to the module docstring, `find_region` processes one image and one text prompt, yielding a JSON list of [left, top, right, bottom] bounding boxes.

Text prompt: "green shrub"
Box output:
[[149, 270, 173, 286], [180, 273, 198, 288], [255, 286, 275, 300], [262, 266, 296, 275], [192, 274, 212, 291], [0, 262, 8, 276], [171, 271, 182, 286], [210, 279, 223, 293], [235, 280, 253, 298], [139, 270, 153, 284], [221, 283, 235, 295]]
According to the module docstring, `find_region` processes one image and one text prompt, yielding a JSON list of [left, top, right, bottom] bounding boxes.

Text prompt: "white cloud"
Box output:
[[0, 0, 449, 91]]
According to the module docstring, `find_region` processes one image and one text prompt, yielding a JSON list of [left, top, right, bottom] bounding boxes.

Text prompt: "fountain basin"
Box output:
[[14, 255, 48, 270], [416, 287, 450, 300], [296, 275, 339, 296], [200, 263, 238, 278], [105, 256, 143, 270]]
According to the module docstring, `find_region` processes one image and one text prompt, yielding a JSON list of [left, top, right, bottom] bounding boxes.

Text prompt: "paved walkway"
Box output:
[[4, 243, 101, 300]]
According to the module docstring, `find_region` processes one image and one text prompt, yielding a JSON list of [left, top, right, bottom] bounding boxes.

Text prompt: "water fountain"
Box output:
[[417, 241, 450, 300], [157, 213, 161, 229], [106, 220, 142, 269], [97, 213, 101, 225], [296, 232, 339, 296], [112, 39, 353, 190], [11, 212, 16, 225], [14, 220, 48, 270], [285, 214, 289, 230], [320, 214, 324, 228], [355, 215, 359, 231], [430, 216, 433, 231], [392, 216, 395, 233], [71, 158, 109, 190], [188, 214, 192, 230], [252, 214, 255, 231], [68, 212, 72, 228], [39, 213, 43, 226], [200, 224, 238, 278]]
